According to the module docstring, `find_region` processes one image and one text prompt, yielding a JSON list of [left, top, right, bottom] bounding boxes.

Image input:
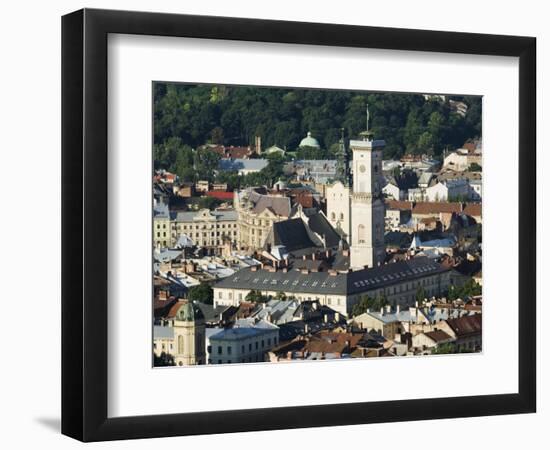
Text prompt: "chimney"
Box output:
[[380, 307, 384, 315], [325, 249, 331, 259], [251, 266, 257, 272], [396, 305, 400, 313], [335, 312, 340, 322], [328, 269, 338, 277], [255, 136, 262, 154], [343, 249, 349, 257], [312, 253, 316, 260], [304, 324, 309, 334], [385, 305, 392, 313], [303, 254, 307, 260], [324, 314, 328, 323]]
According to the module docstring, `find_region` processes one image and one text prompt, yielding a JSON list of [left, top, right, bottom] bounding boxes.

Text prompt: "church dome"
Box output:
[[299, 131, 320, 149], [173, 301, 204, 322]]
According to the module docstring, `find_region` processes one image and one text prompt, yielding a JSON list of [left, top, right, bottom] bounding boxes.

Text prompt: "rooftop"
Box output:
[[214, 256, 450, 296]]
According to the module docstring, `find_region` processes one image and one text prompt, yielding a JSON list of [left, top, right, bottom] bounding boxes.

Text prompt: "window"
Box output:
[[261, 340, 265, 348], [217, 346, 222, 355], [358, 224, 366, 243], [255, 342, 259, 350], [228, 346, 232, 355], [249, 343, 252, 351], [331, 212, 336, 220], [241, 345, 245, 353]]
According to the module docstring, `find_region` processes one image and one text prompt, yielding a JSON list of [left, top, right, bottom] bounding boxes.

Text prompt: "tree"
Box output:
[[432, 343, 456, 355], [210, 126, 224, 144], [197, 196, 222, 210], [188, 283, 213, 304], [153, 83, 482, 162], [245, 289, 267, 303], [351, 294, 388, 317], [447, 278, 482, 300], [194, 148, 221, 182], [153, 352, 175, 366], [468, 162, 482, 172], [416, 286, 426, 304]]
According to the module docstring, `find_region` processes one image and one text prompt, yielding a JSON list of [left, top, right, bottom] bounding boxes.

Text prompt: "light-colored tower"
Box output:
[[349, 125, 386, 269], [171, 301, 206, 366], [326, 181, 351, 242]]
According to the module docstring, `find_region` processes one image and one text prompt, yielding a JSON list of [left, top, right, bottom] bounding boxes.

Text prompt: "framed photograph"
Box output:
[[62, 8, 536, 442]]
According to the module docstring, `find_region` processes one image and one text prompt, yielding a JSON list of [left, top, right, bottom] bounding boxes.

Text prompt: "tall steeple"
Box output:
[[349, 107, 386, 269], [335, 127, 351, 186]]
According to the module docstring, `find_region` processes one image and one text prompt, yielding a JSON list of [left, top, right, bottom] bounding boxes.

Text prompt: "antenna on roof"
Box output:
[[366, 104, 370, 132]]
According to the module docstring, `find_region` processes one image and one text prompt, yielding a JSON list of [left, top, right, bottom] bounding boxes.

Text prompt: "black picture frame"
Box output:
[[62, 8, 536, 442]]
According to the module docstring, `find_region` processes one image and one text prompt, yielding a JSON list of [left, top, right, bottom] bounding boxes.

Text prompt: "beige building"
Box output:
[[173, 209, 238, 254], [213, 256, 451, 317], [234, 188, 294, 251], [153, 301, 206, 366], [153, 203, 173, 248], [326, 181, 351, 241], [443, 148, 482, 171]]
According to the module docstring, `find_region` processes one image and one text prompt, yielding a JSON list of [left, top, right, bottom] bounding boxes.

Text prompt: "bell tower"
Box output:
[[350, 106, 386, 269]]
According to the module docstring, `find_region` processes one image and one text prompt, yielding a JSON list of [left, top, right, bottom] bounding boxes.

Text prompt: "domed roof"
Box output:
[[172, 301, 204, 322], [299, 131, 320, 149]]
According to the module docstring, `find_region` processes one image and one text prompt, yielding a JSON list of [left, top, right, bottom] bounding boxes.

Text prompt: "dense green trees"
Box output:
[[351, 294, 389, 317], [447, 278, 482, 301], [154, 83, 482, 163], [245, 289, 268, 303], [188, 283, 213, 305]]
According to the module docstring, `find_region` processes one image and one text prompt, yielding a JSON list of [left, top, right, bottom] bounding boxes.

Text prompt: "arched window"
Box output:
[[331, 212, 336, 220], [178, 335, 184, 354], [340, 213, 344, 220]]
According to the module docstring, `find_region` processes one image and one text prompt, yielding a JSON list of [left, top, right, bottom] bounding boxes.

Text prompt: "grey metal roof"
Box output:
[[214, 256, 450, 296], [174, 209, 238, 222], [153, 325, 174, 339], [218, 158, 268, 172]]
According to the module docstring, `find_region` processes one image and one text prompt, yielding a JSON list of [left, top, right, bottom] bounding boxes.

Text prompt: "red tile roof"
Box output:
[[446, 314, 482, 338], [424, 330, 453, 343], [386, 200, 413, 211], [412, 202, 463, 215], [463, 203, 482, 218], [206, 191, 234, 200]]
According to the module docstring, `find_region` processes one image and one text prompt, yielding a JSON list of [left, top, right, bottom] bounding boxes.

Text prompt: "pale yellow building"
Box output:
[[153, 300, 206, 366]]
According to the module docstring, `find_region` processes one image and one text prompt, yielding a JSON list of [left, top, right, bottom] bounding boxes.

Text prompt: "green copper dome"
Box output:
[[175, 301, 204, 322], [299, 131, 320, 149]]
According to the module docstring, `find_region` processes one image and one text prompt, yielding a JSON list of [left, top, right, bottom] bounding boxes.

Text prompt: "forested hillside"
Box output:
[[154, 83, 481, 162]]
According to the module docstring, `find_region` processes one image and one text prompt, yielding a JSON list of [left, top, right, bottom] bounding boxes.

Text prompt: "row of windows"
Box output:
[[213, 337, 277, 355], [178, 223, 238, 230]]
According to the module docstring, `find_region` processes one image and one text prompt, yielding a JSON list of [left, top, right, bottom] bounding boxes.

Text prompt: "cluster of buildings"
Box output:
[[152, 122, 482, 366]]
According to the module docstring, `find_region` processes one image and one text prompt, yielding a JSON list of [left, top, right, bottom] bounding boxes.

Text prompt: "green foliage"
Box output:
[[352, 294, 388, 317], [432, 343, 456, 355], [194, 148, 220, 182], [447, 278, 482, 301], [154, 83, 482, 163], [153, 352, 175, 366], [245, 289, 268, 303], [416, 286, 426, 304], [468, 162, 482, 172], [188, 283, 213, 305]]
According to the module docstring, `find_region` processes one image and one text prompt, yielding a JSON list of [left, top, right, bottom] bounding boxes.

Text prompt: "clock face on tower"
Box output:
[[359, 164, 366, 173]]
